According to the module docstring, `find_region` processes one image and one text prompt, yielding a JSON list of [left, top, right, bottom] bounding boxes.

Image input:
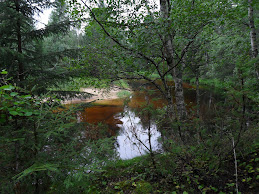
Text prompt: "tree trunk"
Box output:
[[15, 0, 24, 84], [33, 123, 39, 193], [166, 90, 175, 118], [14, 118, 20, 173], [160, 0, 187, 120], [147, 111, 156, 169], [196, 75, 200, 118], [172, 66, 187, 120], [248, 0, 259, 80], [196, 74, 203, 143], [15, 141, 20, 172]]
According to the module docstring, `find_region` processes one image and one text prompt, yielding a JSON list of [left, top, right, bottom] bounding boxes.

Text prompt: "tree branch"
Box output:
[[80, 0, 159, 70]]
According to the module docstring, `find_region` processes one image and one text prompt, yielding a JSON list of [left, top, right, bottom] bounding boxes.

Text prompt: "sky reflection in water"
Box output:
[[115, 107, 162, 159], [75, 82, 210, 160]]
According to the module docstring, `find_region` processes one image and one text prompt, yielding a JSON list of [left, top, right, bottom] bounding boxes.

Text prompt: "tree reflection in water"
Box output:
[[115, 107, 162, 159]]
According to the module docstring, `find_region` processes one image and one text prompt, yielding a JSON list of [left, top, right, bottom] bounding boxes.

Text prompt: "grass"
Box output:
[[116, 90, 131, 98], [114, 80, 130, 89], [48, 78, 113, 92], [149, 73, 173, 80]]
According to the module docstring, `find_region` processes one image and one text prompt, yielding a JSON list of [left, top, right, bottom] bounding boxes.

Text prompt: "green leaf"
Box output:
[[0, 85, 15, 91], [21, 95, 31, 99], [10, 92, 18, 97], [13, 163, 59, 180], [9, 111, 18, 116], [18, 112, 24, 116], [211, 187, 218, 192], [24, 112, 33, 116], [1, 70, 8, 74]]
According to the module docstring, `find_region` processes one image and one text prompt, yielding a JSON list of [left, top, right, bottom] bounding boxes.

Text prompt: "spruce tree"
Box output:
[[0, 0, 73, 92]]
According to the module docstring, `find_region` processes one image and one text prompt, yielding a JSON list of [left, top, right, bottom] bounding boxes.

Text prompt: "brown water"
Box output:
[[73, 82, 212, 159]]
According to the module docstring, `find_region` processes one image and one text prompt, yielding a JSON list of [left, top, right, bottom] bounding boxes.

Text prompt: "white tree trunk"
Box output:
[[173, 67, 187, 120], [160, 0, 187, 120], [248, 0, 259, 79]]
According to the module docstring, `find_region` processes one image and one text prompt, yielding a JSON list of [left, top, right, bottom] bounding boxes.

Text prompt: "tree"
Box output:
[[159, 0, 187, 119], [0, 0, 74, 93], [66, 0, 229, 122], [0, 70, 75, 192], [0, 69, 117, 193], [248, 0, 259, 79]]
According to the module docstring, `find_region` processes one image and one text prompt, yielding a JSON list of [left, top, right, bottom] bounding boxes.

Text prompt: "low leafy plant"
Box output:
[[117, 90, 131, 98]]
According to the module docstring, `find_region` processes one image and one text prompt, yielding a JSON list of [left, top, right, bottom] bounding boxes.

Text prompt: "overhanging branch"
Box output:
[[80, 0, 160, 72]]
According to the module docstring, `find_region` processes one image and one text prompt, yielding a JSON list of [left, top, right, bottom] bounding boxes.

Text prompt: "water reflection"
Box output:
[[115, 108, 162, 159], [74, 81, 215, 159]]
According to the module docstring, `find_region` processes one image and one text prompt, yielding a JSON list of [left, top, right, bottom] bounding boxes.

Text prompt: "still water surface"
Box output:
[[75, 82, 212, 159]]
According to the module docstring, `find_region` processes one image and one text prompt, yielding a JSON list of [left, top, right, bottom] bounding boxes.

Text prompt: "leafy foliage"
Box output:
[[0, 71, 117, 193], [0, 0, 258, 193]]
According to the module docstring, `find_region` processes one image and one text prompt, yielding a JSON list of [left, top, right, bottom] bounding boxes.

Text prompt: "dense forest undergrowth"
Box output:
[[1, 0, 258, 193], [52, 146, 258, 193]]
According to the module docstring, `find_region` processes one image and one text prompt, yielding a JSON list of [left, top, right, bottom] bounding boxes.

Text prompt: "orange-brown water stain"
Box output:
[[128, 90, 167, 109], [76, 92, 166, 138], [79, 87, 197, 126], [73, 81, 200, 139], [78, 105, 123, 125], [77, 98, 125, 138]]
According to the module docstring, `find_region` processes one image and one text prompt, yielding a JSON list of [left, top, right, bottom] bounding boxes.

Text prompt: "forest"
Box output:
[[0, 0, 258, 193]]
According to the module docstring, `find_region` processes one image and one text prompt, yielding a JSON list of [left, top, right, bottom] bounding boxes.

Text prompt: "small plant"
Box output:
[[117, 90, 131, 98], [134, 180, 153, 193], [114, 80, 130, 89]]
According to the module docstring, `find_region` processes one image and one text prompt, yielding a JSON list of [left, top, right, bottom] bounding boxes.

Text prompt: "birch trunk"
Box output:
[[248, 0, 259, 79], [172, 67, 186, 120], [160, 0, 187, 120]]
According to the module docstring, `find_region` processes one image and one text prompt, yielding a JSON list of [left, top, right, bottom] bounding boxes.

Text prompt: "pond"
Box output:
[[73, 81, 214, 159]]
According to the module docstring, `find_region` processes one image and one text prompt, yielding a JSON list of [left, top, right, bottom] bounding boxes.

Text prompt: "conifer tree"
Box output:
[[0, 0, 72, 92]]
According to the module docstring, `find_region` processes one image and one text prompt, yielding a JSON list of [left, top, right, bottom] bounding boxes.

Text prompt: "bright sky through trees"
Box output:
[[34, 8, 52, 29]]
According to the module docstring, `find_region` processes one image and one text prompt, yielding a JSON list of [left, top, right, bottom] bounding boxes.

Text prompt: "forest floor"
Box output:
[[80, 147, 259, 193]]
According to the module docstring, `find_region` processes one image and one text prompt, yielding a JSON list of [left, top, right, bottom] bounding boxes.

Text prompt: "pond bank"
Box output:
[[62, 86, 132, 104]]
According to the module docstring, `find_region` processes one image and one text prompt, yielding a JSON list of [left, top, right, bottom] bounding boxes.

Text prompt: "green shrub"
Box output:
[[117, 90, 131, 98]]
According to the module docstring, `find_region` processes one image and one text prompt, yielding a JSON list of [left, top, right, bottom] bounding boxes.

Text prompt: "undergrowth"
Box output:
[[48, 143, 258, 193]]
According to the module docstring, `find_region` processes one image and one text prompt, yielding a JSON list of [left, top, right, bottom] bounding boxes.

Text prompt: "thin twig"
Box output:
[[232, 136, 239, 194]]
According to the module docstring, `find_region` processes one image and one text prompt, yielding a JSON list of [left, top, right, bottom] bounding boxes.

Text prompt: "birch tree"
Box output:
[[67, 0, 228, 120], [160, 0, 186, 119], [248, 0, 259, 79]]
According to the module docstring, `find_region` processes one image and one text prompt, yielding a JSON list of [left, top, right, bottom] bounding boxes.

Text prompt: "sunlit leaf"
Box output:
[[1, 70, 8, 74], [0, 85, 14, 91]]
